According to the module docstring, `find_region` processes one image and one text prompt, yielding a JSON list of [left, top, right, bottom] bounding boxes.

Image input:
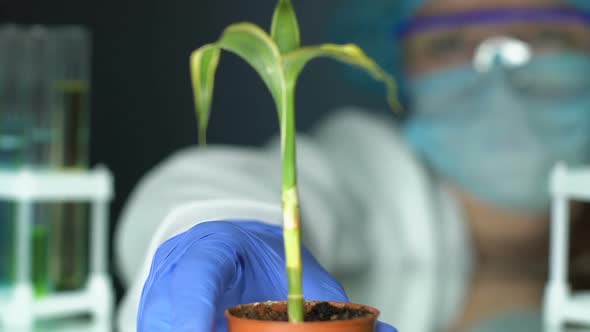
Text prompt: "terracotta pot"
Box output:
[[226, 301, 380, 332]]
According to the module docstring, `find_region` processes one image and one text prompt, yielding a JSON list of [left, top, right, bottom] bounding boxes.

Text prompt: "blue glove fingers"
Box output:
[[377, 321, 399, 332], [299, 242, 349, 302], [302, 263, 349, 303], [138, 225, 240, 332], [137, 269, 174, 331], [138, 235, 186, 331], [138, 220, 357, 332], [169, 243, 240, 332]]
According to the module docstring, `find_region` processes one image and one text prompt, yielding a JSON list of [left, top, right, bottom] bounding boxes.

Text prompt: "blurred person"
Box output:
[[114, 0, 590, 331]]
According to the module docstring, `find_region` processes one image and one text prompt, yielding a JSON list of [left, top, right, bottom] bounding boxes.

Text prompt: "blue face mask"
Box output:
[[404, 53, 590, 212]]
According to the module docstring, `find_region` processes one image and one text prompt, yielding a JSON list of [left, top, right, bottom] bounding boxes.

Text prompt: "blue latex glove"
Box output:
[[137, 220, 397, 332]]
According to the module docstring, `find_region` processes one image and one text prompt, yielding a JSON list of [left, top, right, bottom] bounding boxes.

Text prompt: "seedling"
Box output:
[[190, 0, 399, 322]]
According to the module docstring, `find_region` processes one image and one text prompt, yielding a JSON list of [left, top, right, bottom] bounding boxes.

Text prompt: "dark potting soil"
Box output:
[[236, 302, 372, 322]]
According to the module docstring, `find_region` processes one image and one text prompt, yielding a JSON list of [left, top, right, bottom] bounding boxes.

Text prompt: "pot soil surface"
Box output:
[[230, 301, 373, 321]]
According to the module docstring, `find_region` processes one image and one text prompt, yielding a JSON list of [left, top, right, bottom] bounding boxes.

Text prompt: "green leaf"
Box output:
[[190, 22, 289, 141], [271, 0, 301, 54], [190, 44, 221, 145], [217, 23, 286, 117], [283, 44, 402, 111]]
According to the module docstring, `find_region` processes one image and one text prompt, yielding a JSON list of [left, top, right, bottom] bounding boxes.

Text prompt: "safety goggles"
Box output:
[[397, 7, 590, 75]]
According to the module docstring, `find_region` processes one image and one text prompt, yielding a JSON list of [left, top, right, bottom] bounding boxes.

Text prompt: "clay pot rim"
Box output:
[[225, 300, 380, 326]]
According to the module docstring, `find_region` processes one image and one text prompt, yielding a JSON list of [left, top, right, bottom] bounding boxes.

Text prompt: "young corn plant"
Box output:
[[190, 0, 400, 323]]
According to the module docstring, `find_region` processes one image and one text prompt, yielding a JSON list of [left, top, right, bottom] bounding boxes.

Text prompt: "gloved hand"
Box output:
[[137, 220, 397, 332]]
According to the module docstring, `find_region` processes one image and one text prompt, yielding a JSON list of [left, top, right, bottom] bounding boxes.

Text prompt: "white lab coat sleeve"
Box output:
[[114, 146, 282, 286], [309, 107, 441, 270]]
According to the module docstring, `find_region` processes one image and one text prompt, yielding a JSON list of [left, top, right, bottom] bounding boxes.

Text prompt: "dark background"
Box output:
[[0, 0, 387, 298]]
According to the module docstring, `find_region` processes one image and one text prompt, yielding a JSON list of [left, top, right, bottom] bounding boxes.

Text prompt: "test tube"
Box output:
[[0, 25, 28, 290], [47, 27, 91, 292], [21, 26, 53, 296], [58, 27, 91, 292]]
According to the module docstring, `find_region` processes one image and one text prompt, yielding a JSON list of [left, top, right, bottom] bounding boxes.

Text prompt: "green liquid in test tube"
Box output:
[[32, 205, 50, 297]]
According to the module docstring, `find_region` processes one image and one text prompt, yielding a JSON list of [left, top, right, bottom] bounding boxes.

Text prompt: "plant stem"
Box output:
[[281, 82, 304, 322], [199, 123, 208, 146]]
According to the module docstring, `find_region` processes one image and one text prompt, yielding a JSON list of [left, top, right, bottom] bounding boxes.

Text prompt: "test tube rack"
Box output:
[[544, 163, 590, 329], [0, 167, 113, 328]]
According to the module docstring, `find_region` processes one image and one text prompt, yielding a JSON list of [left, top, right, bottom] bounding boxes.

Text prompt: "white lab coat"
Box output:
[[115, 108, 474, 332]]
